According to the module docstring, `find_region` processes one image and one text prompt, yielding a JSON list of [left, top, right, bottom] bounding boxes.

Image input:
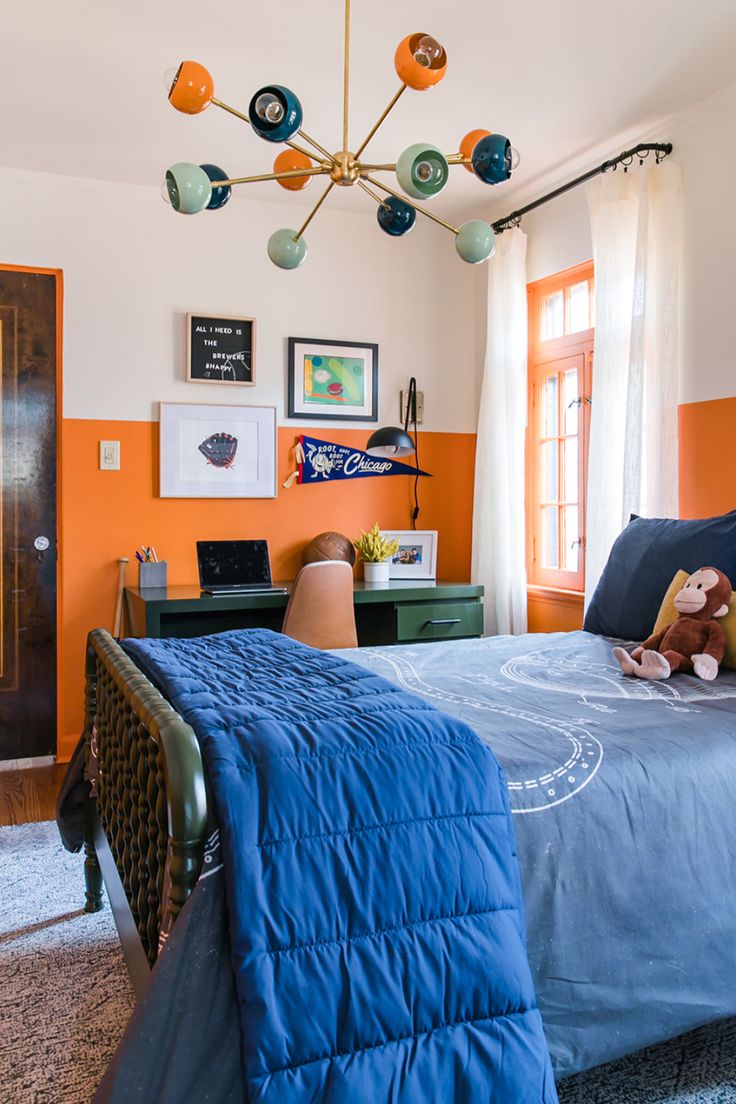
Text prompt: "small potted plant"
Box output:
[[353, 523, 399, 583]]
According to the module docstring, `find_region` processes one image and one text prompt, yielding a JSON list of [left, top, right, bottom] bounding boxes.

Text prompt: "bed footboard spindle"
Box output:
[[83, 628, 208, 967], [83, 640, 104, 912]]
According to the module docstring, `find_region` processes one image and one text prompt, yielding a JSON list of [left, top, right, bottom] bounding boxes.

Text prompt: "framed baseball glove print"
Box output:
[[159, 402, 276, 498]]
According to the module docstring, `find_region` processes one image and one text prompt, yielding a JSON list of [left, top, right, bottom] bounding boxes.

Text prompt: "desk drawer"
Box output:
[[396, 600, 483, 642]]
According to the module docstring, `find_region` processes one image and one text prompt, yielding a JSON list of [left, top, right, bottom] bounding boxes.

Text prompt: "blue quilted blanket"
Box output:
[[123, 629, 557, 1103]]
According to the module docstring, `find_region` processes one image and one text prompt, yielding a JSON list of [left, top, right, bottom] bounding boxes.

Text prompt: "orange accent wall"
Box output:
[[525, 395, 736, 633], [679, 397, 736, 518], [58, 419, 476, 759]]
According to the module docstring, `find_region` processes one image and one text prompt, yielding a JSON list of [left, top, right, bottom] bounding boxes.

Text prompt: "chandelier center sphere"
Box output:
[[330, 151, 361, 186]]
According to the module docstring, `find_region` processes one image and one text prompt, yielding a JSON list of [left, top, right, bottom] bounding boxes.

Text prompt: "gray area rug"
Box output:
[[0, 821, 134, 1104], [1, 820, 735, 1103], [558, 1019, 736, 1103]]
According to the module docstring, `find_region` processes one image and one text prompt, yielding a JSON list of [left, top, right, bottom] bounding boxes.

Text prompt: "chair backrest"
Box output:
[[281, 560, 358, 650]]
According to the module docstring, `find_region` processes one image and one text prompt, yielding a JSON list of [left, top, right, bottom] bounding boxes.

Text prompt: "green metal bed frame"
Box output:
[[82, 628, 209, 997]]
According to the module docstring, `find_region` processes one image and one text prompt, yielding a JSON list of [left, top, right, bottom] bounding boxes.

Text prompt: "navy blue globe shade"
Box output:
[[200, 164, 232, 209], [376, 196, 416, 237], [248, 85, 303, 142], [471, 133, 512, 185]]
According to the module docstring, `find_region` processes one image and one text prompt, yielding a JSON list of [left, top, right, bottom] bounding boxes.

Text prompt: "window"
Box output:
[[526, 262, 594, 592]]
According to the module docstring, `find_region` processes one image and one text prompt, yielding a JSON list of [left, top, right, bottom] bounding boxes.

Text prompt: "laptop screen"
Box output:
[[197, 540, 272, 588]]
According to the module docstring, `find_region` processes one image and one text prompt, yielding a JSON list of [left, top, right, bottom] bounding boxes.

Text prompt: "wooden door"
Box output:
[[0, 268, 59, 760]]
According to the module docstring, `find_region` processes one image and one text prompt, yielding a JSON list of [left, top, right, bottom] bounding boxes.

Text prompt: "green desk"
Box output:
[[124, 581, 484, 646]]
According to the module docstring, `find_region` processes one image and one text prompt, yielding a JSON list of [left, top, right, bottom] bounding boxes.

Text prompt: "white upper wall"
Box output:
[[515, 82, 736, 407], [2, 0, 736, 220], [0, 167, 481, 431]]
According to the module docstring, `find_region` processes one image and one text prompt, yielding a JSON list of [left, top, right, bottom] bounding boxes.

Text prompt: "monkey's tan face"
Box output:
[[675, 568, 721, 614]]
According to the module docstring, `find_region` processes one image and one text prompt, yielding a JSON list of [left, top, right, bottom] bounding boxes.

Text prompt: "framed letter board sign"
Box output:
[[187, 314, 256, 385]]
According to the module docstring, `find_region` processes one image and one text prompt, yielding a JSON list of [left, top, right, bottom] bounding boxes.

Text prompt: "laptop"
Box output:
[[196, 539, 288, 596]]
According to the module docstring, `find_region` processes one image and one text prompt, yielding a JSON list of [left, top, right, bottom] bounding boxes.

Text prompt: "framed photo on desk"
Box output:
[[159, 402, 276, 498], [381, 530, 438, 580]]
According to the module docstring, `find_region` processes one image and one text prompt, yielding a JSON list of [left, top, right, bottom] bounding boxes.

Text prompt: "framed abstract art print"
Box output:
[[287, 337, 378, 422]]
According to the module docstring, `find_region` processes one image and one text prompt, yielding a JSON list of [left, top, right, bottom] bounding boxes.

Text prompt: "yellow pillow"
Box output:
[[652, 569, 736, 670]]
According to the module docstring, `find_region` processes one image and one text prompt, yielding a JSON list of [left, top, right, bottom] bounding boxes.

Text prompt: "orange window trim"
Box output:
[[526, 261, 594, 594]]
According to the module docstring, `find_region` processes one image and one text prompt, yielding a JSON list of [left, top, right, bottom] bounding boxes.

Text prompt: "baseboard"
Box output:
[[57, 732, 80, 763], [0, 755, 55, 772]]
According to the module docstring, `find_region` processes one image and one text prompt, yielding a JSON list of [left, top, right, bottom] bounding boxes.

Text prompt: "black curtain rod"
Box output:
[[491, 142, 673, 234]]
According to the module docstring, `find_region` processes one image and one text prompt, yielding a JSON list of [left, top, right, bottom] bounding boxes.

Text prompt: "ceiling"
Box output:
[[3, 0, 736, 222]]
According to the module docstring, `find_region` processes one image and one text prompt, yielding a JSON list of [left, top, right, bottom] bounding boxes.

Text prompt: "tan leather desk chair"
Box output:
[[281, 560, 358, 650]]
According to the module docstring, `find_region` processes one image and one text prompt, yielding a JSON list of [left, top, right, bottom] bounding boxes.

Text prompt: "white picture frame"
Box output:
[[381, 530, 438, 580], [159, 402, 276, 499]]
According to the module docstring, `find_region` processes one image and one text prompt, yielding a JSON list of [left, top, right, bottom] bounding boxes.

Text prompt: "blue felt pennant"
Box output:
[[285, 435, 431, 486]]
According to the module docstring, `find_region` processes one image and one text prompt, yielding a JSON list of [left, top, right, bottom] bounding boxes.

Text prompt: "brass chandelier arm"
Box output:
[[219, 166, 331, 187], [294, 180, 336, 241], [210, 98, 330, 163], [359, 157, 471, 172], [362, 175, 460, 235], [357, 179, 390, 209], [354, 84, 407, 159], [343, 0, 351, 150], [297, 131, 337, 164]]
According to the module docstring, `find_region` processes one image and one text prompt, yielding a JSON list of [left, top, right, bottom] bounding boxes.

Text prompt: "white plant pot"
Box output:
[[363, 560, 390, 583]]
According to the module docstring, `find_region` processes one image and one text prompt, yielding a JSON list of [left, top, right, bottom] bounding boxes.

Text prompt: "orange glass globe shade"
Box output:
[[168, 61, 214, 114], [274, 149, 314, 191], [460, 130, 492, 173], [394, 33, 447, 91]]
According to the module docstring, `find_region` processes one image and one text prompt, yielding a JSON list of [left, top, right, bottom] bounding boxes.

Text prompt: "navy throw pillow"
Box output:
[[583, 510, 736, 641]]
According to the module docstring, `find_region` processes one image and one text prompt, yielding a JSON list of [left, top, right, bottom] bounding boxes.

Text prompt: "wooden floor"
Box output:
[[0, 762, 66, 826]]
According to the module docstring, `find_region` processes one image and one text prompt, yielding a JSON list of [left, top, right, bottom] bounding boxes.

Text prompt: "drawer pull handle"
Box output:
[[424, 618, 462, 626]]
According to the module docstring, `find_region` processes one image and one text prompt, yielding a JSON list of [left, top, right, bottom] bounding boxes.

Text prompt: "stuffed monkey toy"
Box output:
[[613, 567, 732, 681]]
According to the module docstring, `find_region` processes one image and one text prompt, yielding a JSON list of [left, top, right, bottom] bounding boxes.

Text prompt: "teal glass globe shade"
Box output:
[[377, 196, 416, 237], [200, 164, 231, 209]]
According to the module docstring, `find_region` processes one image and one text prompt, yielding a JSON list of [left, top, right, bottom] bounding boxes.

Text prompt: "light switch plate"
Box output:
[[400, 389, 424, 425], [99, 440, 120, 471]]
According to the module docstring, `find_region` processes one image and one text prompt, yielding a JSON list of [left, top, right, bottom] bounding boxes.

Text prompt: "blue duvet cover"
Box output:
[[95, 629, 736, 1102], [122, 629, 557, 1103], [339, 630, 736, 1076]]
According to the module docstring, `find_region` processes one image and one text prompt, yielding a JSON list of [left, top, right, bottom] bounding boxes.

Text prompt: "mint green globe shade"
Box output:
[[455, 220, 496, 264], [267, 228, 308, 269], [396, 143, 449, 199], [164, 162, 212, 214]]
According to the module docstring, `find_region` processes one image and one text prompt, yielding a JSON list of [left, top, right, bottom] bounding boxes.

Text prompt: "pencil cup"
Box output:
[[139, 561, 168, 589]]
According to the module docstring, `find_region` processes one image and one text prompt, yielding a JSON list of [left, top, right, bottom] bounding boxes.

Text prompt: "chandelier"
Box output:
[[162, 1, 519, 269]]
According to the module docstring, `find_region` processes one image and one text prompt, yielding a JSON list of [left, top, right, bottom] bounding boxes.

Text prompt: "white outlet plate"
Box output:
[[99, 440, 120, 471], [400, 389, 424, 425]]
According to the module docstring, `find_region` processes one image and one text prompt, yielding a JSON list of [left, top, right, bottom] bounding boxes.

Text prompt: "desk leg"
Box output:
[[146, 610, 162, 639]]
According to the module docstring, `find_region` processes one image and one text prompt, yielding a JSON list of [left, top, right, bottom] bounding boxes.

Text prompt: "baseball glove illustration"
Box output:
[[199, 432, 239, 469]]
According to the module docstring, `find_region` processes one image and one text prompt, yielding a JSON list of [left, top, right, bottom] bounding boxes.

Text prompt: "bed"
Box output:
[[72, 623, 736, 1101]]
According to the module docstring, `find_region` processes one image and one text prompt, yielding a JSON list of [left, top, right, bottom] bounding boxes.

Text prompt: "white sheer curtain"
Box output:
[[585, 161, 682, 605], [471, 228, 528, 635]]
